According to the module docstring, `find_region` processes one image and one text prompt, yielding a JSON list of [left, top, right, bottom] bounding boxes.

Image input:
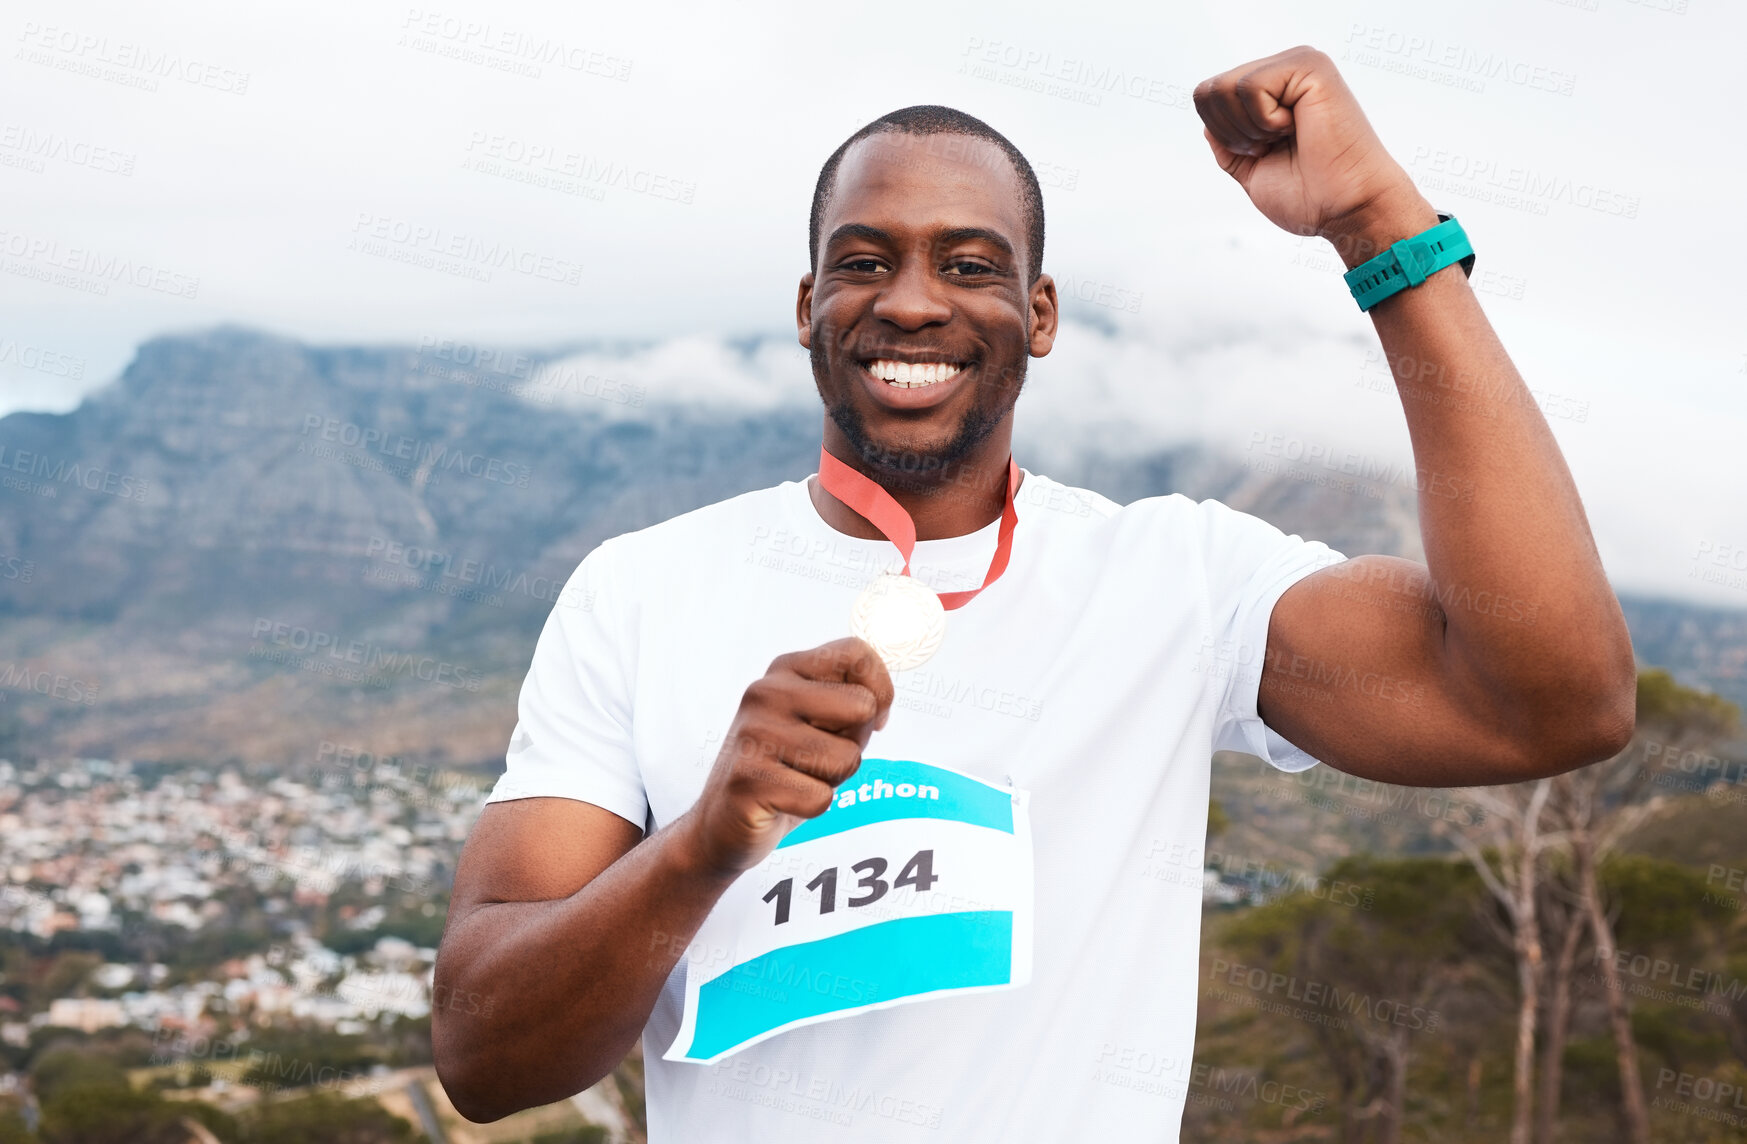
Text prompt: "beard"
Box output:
[[811, 336, 1023, 496]]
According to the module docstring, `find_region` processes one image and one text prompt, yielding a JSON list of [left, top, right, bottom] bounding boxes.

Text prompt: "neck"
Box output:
[[810, 421, 1019, 541]]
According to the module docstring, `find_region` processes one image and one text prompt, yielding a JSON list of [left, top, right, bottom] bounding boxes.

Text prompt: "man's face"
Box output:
[[798, 132, 1056, 487]]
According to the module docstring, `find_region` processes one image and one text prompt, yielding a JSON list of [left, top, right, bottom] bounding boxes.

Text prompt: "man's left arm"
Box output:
[[1194, 46, 1636, 787]]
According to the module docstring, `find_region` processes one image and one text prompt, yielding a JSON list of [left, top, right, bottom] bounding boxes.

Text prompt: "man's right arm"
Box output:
[[431, 796, 732, 1121], [431, 638, 894, 1122]]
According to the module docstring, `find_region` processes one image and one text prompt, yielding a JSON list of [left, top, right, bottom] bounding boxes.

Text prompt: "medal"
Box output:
[[850, 572, 947, 671], [817, 446, 1021, 673]]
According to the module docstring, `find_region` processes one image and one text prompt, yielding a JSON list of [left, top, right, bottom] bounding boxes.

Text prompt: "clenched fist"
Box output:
[[1193, 46, 1435, 261], [681, 637, 895, 877]]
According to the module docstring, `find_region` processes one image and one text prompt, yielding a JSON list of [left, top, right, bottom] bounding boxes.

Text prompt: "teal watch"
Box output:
[[1343, 212, 1474, 312]]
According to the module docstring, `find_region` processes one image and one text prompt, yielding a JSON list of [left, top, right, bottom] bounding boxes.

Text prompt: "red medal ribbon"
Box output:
[[816, 446, 1020, 611]]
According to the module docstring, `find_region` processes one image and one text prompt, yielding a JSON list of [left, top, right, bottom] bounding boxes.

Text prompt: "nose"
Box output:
[[869, 250, 952, 330]]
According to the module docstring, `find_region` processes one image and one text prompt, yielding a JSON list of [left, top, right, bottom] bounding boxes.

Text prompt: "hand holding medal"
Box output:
[[817, 446, 1020, 673]]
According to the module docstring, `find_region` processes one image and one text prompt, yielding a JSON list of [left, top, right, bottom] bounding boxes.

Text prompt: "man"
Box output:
[[431, 46, 1635, 1141]]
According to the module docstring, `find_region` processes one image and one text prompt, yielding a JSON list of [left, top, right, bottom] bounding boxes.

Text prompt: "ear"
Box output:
[[796, 272, 816, 349], [1027, 272, 1059, 358]]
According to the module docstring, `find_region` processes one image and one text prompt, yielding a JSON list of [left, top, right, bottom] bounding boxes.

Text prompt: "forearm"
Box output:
[[1334, 193, 1636, 753], [433, 811, 736, 1120]]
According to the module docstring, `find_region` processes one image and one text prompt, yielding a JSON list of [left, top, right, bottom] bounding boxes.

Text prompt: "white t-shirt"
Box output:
[[487, 470, 1347, 1142]]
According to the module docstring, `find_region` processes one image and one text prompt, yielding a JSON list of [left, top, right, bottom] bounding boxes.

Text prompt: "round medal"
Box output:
[[851, 572, 947, 672]]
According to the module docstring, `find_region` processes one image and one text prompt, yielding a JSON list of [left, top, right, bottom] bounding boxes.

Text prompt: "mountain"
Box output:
[[0, 326, 1740, 768]]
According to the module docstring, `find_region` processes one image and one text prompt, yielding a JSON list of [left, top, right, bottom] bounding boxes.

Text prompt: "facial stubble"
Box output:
[[810, 336, 1025, 496]]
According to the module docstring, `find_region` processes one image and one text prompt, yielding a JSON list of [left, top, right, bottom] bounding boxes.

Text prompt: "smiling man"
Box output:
[[432, 47, 1635, 1142]]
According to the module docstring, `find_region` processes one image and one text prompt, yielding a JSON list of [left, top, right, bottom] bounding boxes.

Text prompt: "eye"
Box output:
[[838, 259, 886, 273], [944, 260, 993, 276]]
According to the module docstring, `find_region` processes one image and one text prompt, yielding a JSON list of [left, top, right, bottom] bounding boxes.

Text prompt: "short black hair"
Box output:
[[808, 105, 1045, 285]]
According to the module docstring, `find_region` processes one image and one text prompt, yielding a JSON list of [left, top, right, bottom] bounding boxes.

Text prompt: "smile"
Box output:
[[859, 358, 967, 389]]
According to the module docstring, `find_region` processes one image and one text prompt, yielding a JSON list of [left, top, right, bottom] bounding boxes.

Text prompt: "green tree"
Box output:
[[1635, 668, 1741, 735], [29, 1048, 237, 1144], [1535, 670, 1743, 1144], [29, 1050, 127, 1103], [1440, 779, 1558, 1144], [1223, 855, 1492, 1144], [530, 1129, 608, 1144], [613, 1047, 646, 1139], [38, 1084, 190, 1144], [1208, 798, 1231, 841], [0, 1110, 41, 1144], [36, 954, 103, 1009], [239, 1093, 421, 1144], [237, 1025, 378, 1089]]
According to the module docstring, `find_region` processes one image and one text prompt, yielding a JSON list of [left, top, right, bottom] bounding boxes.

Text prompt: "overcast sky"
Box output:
[[3, 0, 1743, 608]]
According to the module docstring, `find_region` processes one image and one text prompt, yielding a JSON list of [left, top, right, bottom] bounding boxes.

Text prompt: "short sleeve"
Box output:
[[485, 539, 648, 829], [1200, 499, 1349, 773]]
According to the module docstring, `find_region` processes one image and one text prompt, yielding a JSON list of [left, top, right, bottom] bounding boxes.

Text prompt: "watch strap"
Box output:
[[1343, 215, 1474, 312]]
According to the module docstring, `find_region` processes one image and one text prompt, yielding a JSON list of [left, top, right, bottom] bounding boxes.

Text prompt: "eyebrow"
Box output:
[[825, 223, 1015, 263]]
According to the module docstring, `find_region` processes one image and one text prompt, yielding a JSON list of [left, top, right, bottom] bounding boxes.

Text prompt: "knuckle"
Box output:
[[757, 762, 793, 794], [826, 742, 862, 780], [768, 756, 809, 791], [786, 767, 823, 802], [743, 676, 786, 710], [787, 736, 829, 774], [722, 763, 760, 798], [726, 724, 777, 765]]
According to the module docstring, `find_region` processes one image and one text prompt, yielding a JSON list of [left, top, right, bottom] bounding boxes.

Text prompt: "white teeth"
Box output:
[[865, 359, 963, 388]]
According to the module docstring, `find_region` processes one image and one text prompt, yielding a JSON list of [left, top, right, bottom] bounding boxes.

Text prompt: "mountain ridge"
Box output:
[[1, 326, 1740, 766]]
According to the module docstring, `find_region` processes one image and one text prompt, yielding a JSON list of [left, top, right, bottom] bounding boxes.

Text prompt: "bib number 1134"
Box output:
[[761, 849, 938, 925], [662, 758, 1032, 1065]]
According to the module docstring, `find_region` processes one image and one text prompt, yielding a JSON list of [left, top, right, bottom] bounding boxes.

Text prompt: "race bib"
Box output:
[[664, 758, 1033, 1064]]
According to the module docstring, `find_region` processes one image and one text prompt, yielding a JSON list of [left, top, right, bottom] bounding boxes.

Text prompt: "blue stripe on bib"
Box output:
[[777, 758, 1014, 849], [684, 909, 1014, 1060]]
